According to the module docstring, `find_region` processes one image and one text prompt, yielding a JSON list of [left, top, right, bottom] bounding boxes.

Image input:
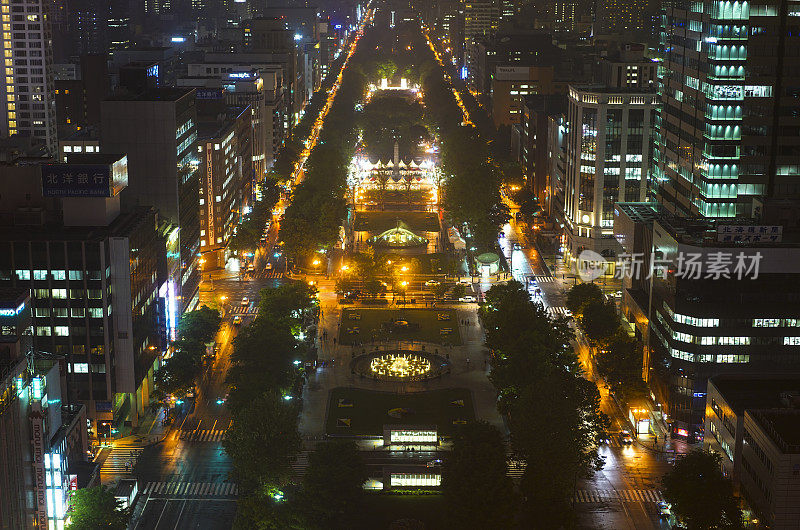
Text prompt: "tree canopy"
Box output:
[[662, 450, 742, 529], [441, 421, 517, 529], [66, 486, 130, 530]]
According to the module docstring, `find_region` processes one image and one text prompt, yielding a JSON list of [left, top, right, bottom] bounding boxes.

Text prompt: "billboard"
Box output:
[[42, 159, 127, 197]]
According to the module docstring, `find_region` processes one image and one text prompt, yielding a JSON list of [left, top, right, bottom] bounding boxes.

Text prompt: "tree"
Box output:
[[510, 373, 608, 526], [257, 282, 318, 330], [177, 305, 222, 344], [441, 421, 517, 529], [334, 277, 355, 296], [66, 486, 130, 530], [431, 283, 449, 299], [153, 347, 203, 398], [223, 392, 302, 492], [596, 332, 648, 406], [565, 283, 604, 316], [299, 440, 369, 529], [580, 300, 620, 346], [450, 283, 467, 300], [662, 450, 742, 529]]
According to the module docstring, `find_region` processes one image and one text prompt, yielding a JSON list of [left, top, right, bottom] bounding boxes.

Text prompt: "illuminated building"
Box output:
[[180, 57, 287, 175], [100, 88, 201, 313], [197, 105, 253, 268], [1, 290, 91, 530], [563, 86, 657, 257], [0, 156, 169, 437], [0, 0, 58, 155]]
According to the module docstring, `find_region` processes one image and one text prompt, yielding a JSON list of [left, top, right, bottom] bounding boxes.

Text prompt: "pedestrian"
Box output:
[[333, 338, 337, 345]]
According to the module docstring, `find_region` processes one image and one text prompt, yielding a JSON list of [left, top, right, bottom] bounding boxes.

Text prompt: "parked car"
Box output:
[[459, 295, 477, 303]]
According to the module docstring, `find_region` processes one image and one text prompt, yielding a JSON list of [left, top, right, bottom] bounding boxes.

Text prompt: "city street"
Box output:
[[499, 206, 681, 529]]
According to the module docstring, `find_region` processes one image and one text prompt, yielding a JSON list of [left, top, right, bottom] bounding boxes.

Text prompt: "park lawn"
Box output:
[[326, 387, 475, 437], [353, 210, 440, 233], [338, 308, 462, 346], [354, 493, 447, 529]]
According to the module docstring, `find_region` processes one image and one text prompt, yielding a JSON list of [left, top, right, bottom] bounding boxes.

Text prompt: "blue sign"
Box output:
[[42, 164, 111, 197]]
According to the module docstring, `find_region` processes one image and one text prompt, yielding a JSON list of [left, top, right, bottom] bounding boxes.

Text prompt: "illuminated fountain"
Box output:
[[370, 353, 432, 379], [352, 350, 448, 381]]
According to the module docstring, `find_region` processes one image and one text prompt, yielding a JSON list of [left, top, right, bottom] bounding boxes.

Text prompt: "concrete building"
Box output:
[[1, 289, 91, 529], [704, 376, 800, 528], [654, 0, 800, 223], [181, 55, 287, 176], [513, 95, 566, 208], [197, 106, 254, 268], [563, 87, 657, 258], [614, 203, 800, 440], [463, 0, 500, 46], [596, 44, 657, 90], [100, 88, 201, 313], [0, 0, 58, 155], [0, 156, 169, 437]]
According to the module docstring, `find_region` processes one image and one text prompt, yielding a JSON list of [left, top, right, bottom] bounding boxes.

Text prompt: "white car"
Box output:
[[459, 295, 477, 303], [425, 279, 441, 287], [241, 297, 249, 307]]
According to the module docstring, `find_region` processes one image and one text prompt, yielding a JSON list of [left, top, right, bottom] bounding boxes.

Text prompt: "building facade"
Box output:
[[0, 0, 58, 154], [615, 203, 800, 440], [100, 88, 201, 313], [563, 87, 656, 257], [197, 106, 254, 268], [654, 0, 800, 224]]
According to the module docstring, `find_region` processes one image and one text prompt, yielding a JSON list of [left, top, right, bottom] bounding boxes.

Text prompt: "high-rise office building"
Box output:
[[463, 0, 500, 45], [563, 86, 657, 257], [595, 0, 659, 41], [197, 105, 253, 268], [101, 88, 201, 313], [0, 0, 58, 155], [654, 0, 800, 224]]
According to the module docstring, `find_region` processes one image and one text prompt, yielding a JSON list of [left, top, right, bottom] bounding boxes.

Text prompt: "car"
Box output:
[[459, 295, 477, 303], [456, 279, 470, 286], [620, 430, 634, 445], [265, 262, 273, 270], [657, 501, 672, 518], [247, 263, 256, 272], [233, 315, 242, 326], [563, 308, 573, 317], [513, 242, 522, 250], [241, 297, 249, 306], [425, 279, 441, 287]]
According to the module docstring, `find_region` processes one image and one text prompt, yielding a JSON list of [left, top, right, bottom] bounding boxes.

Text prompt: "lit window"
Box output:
[[72, 363, 88, 373]]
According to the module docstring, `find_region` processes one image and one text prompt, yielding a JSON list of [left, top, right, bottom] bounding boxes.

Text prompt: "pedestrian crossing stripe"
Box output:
[[573, 489, 664, 503], [229, 306, 258, 315], [100, 445, 145, 474], [179, 429, 227, 442], [253, 270, 283, 279], [533, 275, 554, 283], [141, 481, 238, 497], [547, 306, 570, 317]]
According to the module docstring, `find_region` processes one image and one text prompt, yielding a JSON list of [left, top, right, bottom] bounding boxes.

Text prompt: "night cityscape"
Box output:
[[1, 0, 799, 528]]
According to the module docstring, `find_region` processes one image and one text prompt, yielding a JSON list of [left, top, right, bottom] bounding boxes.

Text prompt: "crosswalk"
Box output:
[[532, 275, 555, 283], [547, 306, 571, 318], [573, 489, 664, 503], [229, 306, 258, 315], [179, 429, 228, 442], [507, 459, 526, 479], [290, 451, 309, 479], [141, 481, 239, 498], [100, 443, 144, 475], [252, 269, 283, 280]]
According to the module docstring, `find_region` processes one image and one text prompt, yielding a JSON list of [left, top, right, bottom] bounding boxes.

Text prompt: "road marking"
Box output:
[[142, 481, 239, 498], [572, 489, 663, 503]]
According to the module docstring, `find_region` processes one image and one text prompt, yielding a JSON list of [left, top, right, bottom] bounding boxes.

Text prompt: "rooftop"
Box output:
[[615, 202, 800, 247], [711, 375, 800, 414], [749, 409, 800, 453], [106, 87, 194, 102]]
